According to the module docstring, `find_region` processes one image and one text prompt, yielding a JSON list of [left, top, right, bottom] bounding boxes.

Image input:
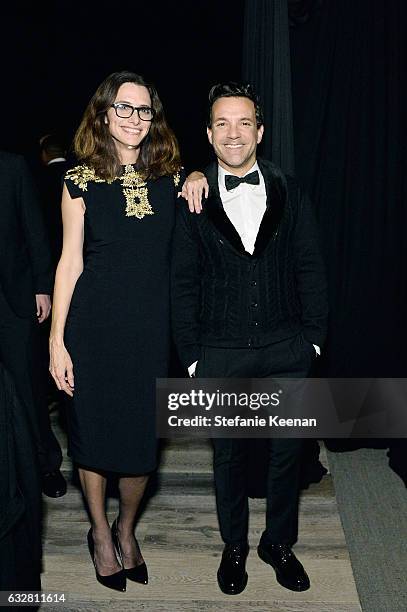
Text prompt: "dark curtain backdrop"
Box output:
[[242, 0, 295, 175], [290, 0, 407, 482], [242, 0, 407, 484], [244, 0, 406, 377], [290, 0, 407, 377]]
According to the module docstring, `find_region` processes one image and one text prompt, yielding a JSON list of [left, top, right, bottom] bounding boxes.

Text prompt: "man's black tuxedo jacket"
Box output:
[[0, 151, 53, 317], [171, 158, 328, 369]]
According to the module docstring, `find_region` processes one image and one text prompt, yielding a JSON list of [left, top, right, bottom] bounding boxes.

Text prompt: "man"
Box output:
[[172, 83, 328, 594], [0, 150, 66, 498]]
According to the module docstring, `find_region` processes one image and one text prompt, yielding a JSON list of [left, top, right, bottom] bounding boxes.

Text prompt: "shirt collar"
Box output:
[[47, 157, 66, 165]]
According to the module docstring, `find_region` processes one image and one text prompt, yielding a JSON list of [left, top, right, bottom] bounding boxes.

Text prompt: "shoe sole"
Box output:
[[217, 570, 248, 595], [257, 546, 310, 592]]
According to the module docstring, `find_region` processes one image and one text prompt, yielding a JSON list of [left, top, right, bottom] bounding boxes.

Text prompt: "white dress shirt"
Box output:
[[218, 162, 266, 255]]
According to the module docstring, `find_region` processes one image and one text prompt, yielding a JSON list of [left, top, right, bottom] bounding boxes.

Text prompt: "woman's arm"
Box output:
[[49, 184, 85, 396], [179, 171, 209, 214]]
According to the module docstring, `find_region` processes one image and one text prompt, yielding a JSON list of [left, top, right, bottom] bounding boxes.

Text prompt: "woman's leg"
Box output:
[[78, 467, 121, 575], [116, 475, 149, 567]]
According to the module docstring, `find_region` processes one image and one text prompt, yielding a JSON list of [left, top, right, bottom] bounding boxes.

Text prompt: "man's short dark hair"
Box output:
[[39, 134, 66, 158], [207, 82, 264, 128]]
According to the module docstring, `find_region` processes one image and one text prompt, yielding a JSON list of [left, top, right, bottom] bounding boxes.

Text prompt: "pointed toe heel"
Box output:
[[126, 561, 148, 585], [112, 518, 149, 584], [87, 529, 126, 592]]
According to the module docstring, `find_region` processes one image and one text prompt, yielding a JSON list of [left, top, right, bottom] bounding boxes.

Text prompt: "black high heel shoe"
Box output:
[[111, 518, 148, 585], [87, 528, 126, 592]]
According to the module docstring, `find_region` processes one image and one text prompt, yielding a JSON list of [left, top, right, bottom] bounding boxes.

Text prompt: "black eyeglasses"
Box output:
[[111, 103, 155, 121]]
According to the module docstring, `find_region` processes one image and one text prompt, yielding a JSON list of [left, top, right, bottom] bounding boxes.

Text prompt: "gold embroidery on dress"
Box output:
[[121, 164, 154, 219], [65, 164, 154, 219], [65, 165, 105, 191], [173, 171, 181, 187]]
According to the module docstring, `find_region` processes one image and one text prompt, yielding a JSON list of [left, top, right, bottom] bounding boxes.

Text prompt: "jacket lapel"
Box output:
[[203, 159, 286, 258], [204, 162, 247, 255], [252, 159, 286, 258]]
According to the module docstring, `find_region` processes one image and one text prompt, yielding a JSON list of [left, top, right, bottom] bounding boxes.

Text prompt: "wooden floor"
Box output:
[[41, 412, 362, 611]]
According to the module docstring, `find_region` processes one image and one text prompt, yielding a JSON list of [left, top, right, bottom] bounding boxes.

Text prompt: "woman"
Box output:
[[49, 71, 204, 592]]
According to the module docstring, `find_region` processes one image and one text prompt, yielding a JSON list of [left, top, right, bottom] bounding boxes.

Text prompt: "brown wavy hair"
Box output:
[[73, 71, 181, 180]]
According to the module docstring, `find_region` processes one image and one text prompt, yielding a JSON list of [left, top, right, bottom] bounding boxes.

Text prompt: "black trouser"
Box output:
[[0, 290, 62, 475], [196, 334, 314, 546]]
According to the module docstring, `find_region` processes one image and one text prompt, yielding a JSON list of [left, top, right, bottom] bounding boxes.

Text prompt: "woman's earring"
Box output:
[[104, 116, 108, 125]]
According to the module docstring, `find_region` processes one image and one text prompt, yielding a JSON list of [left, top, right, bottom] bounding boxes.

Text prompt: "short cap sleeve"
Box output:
[[64, 165, 100, 199], [64, 175, 83, 199]]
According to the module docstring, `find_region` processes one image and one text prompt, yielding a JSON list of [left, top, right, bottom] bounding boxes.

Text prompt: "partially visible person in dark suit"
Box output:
[[38, 134, 70, 268], [37, 134, 71, 407], [0, 363, 42, 592], [0, 150, 66, 498]]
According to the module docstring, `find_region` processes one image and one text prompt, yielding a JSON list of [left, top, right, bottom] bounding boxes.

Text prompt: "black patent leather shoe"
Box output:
[[111, 518, 148, 584], [87, 529, 126, 592], [41, 470, 67, 498], [217, 543, 249, 595], [257, 543, 310, 591]]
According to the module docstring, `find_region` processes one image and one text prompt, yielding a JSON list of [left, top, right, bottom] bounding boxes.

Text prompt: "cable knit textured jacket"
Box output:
[[171, 159, 328, 369]]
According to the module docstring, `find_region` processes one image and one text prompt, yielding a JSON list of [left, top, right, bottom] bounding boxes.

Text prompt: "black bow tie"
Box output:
[[224, 170, 260, 191]]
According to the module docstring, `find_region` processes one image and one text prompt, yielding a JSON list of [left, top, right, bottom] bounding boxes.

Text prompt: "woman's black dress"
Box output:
[[63, 164, 181, 473]]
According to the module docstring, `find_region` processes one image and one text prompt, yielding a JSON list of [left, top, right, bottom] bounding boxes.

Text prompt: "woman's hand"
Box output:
[[179, 171, 209, 214], [49, 339, 75, 397]]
